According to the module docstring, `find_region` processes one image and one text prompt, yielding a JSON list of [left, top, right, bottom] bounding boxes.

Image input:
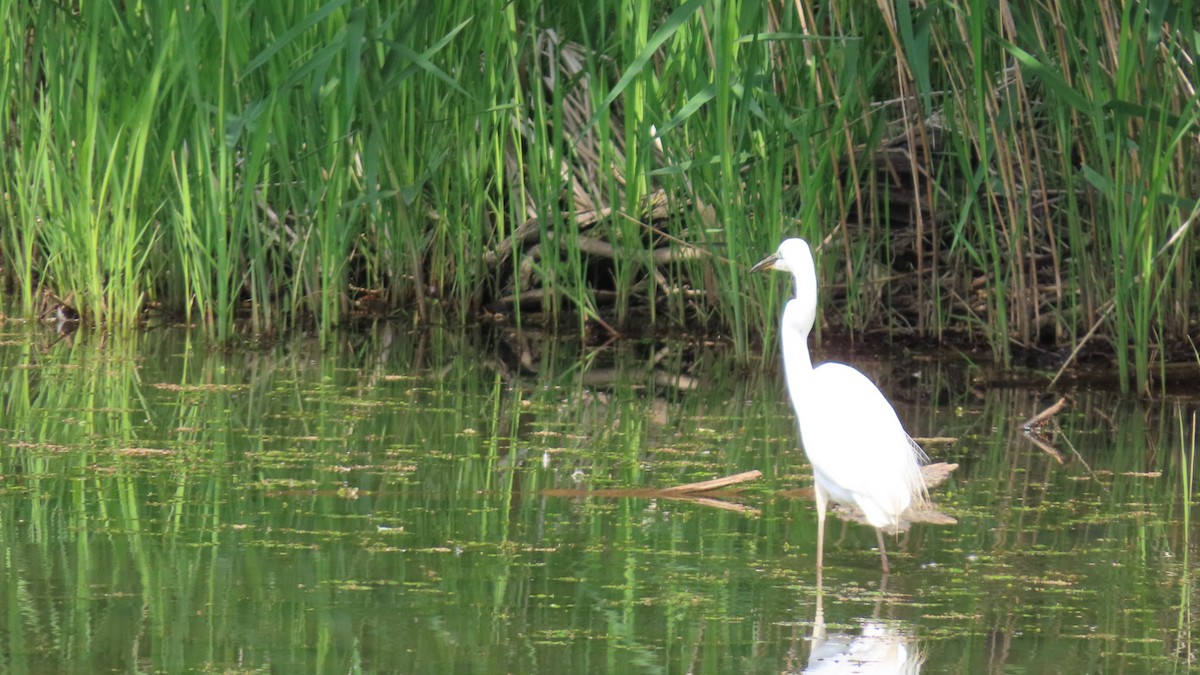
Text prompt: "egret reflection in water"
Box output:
[[806, 578, 924, 674]]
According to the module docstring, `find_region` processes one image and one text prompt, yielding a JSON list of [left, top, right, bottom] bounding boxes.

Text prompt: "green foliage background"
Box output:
[[1, 0, 1197, 390]]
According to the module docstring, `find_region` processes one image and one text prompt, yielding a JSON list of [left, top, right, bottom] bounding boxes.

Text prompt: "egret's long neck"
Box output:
[[780, 300, 814, 411], [780, 254, 819, 408], [789, 245, 819, 340]]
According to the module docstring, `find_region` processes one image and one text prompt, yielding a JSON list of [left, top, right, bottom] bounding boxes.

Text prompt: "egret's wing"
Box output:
[[794, 363, 926, 524]]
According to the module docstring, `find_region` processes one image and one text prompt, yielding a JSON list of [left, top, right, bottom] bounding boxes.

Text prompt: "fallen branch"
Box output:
[[658, 469, 762, 494], [920, 462, 959, 490], [538, 470, 763, 514], [540, 486, 759, 514], [1022, 430, 1066, 464], [1021, 396, 1070, 430], [831, 503, 958, 533], [671, 496, 760, 514], [781, 462, 959, 532]]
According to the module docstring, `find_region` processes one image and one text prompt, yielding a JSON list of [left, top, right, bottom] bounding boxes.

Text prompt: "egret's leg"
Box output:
[[813, 575, 826, 645], [814, 483, 828, 582], [875, 528, 890, 574]]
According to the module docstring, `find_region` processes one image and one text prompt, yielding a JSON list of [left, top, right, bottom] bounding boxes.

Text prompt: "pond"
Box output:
[[0, 322, 1196, 673]]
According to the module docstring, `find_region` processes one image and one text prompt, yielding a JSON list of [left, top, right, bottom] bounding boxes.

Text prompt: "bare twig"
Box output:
[[1023, 430, 1066, 464], [1021, 396, 1070, 430], [659, 470, 763, 494], [541, 483, 761, 515], [1049, 301, 1114, 387]]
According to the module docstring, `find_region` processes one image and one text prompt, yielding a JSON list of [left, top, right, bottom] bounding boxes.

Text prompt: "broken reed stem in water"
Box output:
[[1022, 397, 1071, 430], [658, 470, 763, 494], [1023, 431, 1067, 465], [538, 470, 762, 500], [540, 470, 763, 515]]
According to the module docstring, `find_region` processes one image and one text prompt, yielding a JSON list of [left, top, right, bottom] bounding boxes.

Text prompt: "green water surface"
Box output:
[[0, 324, 1195, 673]]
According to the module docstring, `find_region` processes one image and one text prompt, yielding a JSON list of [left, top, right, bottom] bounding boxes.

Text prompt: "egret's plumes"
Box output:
[[755, 237, 928, 573]]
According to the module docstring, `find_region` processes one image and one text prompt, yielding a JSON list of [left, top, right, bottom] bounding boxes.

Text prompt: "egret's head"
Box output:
[[752, 238, 819, 332], [751, 238, 814, 276]]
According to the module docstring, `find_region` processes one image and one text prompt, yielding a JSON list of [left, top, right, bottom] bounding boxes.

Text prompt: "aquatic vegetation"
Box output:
[[0, 326, 1195, 670]]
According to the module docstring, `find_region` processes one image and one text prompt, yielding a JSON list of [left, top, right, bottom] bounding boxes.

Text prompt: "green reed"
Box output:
[[1178, 409, 1196, 668], [0, 1, 1196, 389]]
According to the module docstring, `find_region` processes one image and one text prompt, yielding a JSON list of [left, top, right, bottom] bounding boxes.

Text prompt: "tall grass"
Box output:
[[0, 1, 1196, 389], [877, 1, 1199, 391]]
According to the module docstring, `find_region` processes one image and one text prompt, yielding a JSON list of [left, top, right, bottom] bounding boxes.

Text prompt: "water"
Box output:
[[0, 323, 1196, 673]]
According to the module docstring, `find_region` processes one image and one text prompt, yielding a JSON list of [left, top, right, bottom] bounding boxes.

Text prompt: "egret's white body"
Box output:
[[754, 238, 927, 573]]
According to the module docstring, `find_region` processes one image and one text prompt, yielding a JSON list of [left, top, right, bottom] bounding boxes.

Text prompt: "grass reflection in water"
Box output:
[[0, 324, 1195, 673]]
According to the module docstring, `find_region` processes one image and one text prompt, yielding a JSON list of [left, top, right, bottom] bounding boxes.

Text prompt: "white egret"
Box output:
[[753, 238, 928, 574]]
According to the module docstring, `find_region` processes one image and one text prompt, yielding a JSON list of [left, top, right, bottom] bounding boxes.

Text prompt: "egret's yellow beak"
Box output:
[[750, 253, 781, 273]]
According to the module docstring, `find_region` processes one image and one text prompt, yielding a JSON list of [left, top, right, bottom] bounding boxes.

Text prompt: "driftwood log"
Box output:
[[542, 462, 959, 526]]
